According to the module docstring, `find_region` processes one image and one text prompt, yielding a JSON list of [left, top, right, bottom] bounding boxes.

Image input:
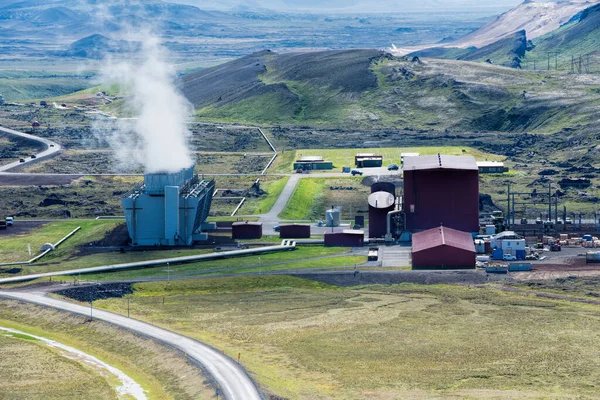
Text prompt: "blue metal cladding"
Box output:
[[122, 166, 214, 246]]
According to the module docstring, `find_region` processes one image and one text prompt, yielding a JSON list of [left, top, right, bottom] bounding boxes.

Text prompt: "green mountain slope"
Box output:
[[182, 49, 600, 134], [459, 30, 531, 68], [525, 3, 600, 69]]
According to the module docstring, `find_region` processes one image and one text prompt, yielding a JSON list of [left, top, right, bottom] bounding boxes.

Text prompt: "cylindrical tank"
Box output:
[[586, 251, 600, 263], [371, 182, 396, 195], [368, 191, 396, 238], [326, 209, 340, 227]]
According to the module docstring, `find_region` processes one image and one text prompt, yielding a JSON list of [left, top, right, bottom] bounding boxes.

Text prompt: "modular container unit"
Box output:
[[324, 230, 365, 247], [279, 224, 311, 239], [508, 263, 533, 272], [403, 154, 479, 233], [293, 161, 334, 171], [492, 248, 504, 260], [232, 222, 263, 240], [412, 226, 476, 269], [486, 266, 508, 274], [501, 239, 526, 251]]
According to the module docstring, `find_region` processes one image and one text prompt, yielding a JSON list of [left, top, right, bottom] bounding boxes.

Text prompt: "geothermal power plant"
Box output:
[[121, 165, 215, 246]]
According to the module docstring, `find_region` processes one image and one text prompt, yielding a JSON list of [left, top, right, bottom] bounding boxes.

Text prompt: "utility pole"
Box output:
[[579, 55, 582, 74], [547, 52, 551, 70], [555, 53, 558, 70], [571, 55, 575, 73], [548, 183, 552, 223]]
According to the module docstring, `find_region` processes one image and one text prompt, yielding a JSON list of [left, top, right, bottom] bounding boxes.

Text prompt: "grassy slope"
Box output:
[[525, 4, 600, 70], [92, 276, 600, 399], [0, 300, 213, 399], [0, 333, 116, 399], [190, 50, 600, 134], [0, 220, 120, 265], [71, 246, 363, 282], [279, 178, 325, 220]]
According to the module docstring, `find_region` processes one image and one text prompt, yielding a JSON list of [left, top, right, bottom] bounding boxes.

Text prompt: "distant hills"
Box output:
[[407, 0, 600, 68], [180, 49, 600, 135]]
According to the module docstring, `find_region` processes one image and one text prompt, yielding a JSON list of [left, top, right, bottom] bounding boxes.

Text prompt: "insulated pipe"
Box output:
[[0, 242, 296, 284]]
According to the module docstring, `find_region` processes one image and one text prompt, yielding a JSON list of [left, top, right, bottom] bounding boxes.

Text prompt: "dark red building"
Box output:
[[324, 230, 365, 247], [412, 225, 476, 269], [232, 221, 262, 240], [403, 154, 479, 233], [279, 224, 311, 239]]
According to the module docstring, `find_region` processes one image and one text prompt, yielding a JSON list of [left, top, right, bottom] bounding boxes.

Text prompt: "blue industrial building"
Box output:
[[121, 165, 215, 246]]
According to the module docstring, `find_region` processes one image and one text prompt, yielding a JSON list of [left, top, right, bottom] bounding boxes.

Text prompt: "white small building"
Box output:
[[477, 161, 508, 174]]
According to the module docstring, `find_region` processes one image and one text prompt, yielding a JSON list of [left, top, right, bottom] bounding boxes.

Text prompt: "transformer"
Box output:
[[122, 165, 215, 246]]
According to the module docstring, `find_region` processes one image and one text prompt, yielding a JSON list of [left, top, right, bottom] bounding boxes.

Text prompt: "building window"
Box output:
[[410, 204, 415, 213]]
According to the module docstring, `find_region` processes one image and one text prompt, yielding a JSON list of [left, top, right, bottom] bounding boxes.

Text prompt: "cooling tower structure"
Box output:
[[122, 165, 215, 246]]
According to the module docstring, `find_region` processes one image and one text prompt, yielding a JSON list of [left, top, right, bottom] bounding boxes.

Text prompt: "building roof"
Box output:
[[299, 156, 324, 162], [401, 152, 420, 157], [232, 221, 263, 227], [412, 226, 475, 253], [403, 154, 478, 171], [356, 153, 376, 157], [477, 161, 505, 168], [493, 231, 522, 240]]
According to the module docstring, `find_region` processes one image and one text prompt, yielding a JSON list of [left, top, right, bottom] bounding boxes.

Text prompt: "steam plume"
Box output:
[[96, 32, 192, 173]]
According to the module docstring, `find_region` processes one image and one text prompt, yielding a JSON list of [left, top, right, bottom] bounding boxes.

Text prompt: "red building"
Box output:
[[324, 230, 365, 247], [412, 226, 476, 269], [279, 224, 311, 239], [403, 154, 479, 233], [232, 221, 262, 239]]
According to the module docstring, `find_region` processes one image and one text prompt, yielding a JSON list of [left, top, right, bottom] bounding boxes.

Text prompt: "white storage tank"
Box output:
[[326, 208, 341, 227]]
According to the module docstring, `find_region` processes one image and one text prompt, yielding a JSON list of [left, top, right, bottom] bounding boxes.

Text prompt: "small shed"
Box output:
[[412, 226, 476, 269], [324, 230, 365, 247], [293, 156, 333, 171], [355, 153, 383, 168], [279, 224, 311, 239], [232, 221, 263, 240], [477, 161, 508, 174]]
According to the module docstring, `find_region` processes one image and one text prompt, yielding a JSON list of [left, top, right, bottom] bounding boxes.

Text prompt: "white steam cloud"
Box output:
[[95, 32, 193, 173]]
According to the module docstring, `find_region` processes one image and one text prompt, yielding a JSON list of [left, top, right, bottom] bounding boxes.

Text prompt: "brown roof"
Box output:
[[412, 226, 475, 253], [403, 154, 478, 171], [232, 221, 263, 227]]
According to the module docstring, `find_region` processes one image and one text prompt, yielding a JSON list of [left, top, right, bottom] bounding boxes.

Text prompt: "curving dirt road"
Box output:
[[0, 290, 263, 400]]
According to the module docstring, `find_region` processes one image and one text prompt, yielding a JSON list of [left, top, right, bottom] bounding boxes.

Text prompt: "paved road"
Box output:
[[0, 290, 262, 400], [0, 126, 61, 172]]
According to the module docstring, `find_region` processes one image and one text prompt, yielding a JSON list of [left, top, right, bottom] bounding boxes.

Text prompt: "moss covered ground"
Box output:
[[90, 276, 600, 399]]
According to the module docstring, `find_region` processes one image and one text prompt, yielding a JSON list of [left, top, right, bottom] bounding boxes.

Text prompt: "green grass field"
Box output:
[[0, 220, 120, 265], [279, 177, 369, 221], [90, 276, 600, 399], [68, 246, 363, 282], [0, 300, 213, 399]]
